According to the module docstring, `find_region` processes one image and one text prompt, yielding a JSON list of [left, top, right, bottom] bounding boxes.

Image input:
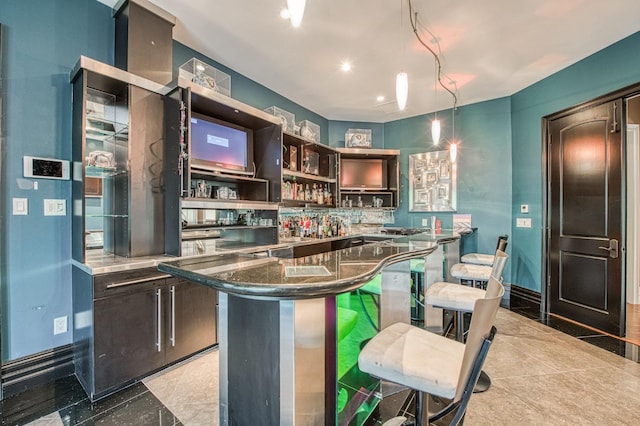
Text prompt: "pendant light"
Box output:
[[449, 142, 457, 162], [431, 59, 440, 145], [396, 72, 408, 110], [287, 0, 306, 28], [431, 117, 440, 145]]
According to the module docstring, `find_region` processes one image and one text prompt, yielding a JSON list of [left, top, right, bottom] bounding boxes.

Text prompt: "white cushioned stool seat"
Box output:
[[450, 263, 492, 281], [460, 252, 495, 266], [358, 322, 464, 399], [425, 281, 486, 312]]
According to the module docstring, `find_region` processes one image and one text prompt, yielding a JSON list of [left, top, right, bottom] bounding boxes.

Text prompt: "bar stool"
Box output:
[[459, 234, 508, 266], [427, 250, 507, 341], [451, 246, 507, 287], [359, 278, 504, 426], [425, 251, 507, 394]]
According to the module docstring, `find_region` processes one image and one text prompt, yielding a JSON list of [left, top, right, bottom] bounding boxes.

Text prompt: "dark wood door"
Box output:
[[94, 286, 165, 393], [164, 279, 217, 363], [548, 99, 623, 335]]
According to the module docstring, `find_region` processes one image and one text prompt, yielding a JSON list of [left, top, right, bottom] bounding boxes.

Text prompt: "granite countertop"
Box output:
[[157, 233, 452, 300], [75, 230, 459, 276]]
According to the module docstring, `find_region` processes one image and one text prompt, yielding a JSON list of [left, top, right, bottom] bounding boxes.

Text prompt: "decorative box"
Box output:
[[264, 106, 295, 133], [297, 120, 320, 143], [179, 58, 231, 97], [345, 128, 372, 148]]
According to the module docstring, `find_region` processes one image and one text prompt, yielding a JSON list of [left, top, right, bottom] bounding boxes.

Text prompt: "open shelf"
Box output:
[[282, 169, 336, 184]]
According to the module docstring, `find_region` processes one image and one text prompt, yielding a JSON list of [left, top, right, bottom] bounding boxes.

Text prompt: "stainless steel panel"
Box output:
[[424, 243, 445, 331], [218, 292, 229, 425], [279, 301, 295, 426], [380, 259, 411, 328], [71, 56, 166, 94], [293, 299, 325, 425]]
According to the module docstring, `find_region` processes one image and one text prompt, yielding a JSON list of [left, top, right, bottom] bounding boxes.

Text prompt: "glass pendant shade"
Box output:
[[431, 118, 441, 145], [287, 0, 306, 28], [396, 72, 408, 110], [450, 143, 458, 162]]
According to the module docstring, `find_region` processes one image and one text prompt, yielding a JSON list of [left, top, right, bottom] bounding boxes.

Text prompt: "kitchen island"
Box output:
[[158, 231, 459, 425]]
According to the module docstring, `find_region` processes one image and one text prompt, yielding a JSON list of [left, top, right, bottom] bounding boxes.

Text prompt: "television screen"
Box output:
[[340, 158, 387, 189], [190, 113, 252, 174]]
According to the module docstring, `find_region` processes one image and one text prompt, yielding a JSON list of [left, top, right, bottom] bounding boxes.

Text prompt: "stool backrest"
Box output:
[[484, 275, 503, 300], [454, 281, 504, 402], [490, 250, 508, 281], [496, 235, 508, 252]]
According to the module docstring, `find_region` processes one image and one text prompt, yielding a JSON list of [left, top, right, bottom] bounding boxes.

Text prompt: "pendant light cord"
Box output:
[[407, 0, 458, 111]]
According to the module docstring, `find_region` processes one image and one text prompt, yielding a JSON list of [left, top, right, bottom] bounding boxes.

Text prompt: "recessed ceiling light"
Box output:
[[280, 8, 290, 20], [376, 95, 385, 102], [341, 62, 352, 72]]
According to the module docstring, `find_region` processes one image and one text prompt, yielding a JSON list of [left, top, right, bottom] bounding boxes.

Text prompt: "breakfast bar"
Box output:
[[158, 232, 458, 425]]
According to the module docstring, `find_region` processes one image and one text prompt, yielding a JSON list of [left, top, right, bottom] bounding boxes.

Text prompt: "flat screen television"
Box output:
[[189, 113, 254, 175], [340, 158, 387, 189]]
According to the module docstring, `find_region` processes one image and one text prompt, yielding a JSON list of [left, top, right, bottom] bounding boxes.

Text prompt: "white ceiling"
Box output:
[[100, 0, 640, 123]]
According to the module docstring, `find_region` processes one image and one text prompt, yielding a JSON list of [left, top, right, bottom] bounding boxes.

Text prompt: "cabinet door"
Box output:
[[165, 279, 217, 363], [94, 286, 165, 394]]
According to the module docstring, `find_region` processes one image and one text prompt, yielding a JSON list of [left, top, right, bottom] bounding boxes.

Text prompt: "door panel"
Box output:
[[165, 279, 217, 363], [548, 100, 623, 335], [94, 287, 164, 393]]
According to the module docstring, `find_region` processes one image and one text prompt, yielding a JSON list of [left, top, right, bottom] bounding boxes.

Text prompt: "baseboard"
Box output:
[[510, 285, 542, 311], [1, 344, 75, 399]]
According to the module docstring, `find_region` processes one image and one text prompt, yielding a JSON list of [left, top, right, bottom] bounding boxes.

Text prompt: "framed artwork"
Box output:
[[409, 151, 456, 212]]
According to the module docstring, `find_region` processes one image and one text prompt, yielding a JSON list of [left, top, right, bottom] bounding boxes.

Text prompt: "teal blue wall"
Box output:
[[0, 0, 113, 359], [384, 99, 513, 279], [328, 121, 385, 149], [511, 31, 640, 291]]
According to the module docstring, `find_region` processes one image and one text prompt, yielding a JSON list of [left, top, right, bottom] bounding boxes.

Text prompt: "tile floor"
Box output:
[[3, 308, 640, 425]]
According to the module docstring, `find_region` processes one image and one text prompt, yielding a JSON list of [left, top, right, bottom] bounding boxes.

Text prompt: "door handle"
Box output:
[[156, 289, 162, 352], [598, 239, 619, 258], [170, 286, 176, 347]]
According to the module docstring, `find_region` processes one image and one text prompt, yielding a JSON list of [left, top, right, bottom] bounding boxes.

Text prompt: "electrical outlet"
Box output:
[[54, 316, 68, 335], [516, 218, 532, 228], [422, 218, 428, 227]]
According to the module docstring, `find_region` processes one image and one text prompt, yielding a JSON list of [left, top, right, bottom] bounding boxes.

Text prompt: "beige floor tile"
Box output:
[[141, 310, 640, 426]]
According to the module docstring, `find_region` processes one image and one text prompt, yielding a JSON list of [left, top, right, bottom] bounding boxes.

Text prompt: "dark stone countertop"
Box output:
[[157, 231, 458, 300]]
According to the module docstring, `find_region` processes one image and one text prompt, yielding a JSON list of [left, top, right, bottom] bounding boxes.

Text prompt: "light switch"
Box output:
[[516, 218, 532, 228], [13, 198, 28, 215], [44, 199, 66, 216]]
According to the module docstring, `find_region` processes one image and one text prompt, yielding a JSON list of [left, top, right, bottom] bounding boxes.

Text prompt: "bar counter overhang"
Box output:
[[158, 232, 459, 425]]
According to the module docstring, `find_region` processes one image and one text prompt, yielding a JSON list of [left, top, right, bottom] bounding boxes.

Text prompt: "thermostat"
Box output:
[[23, 156, 70, 180]]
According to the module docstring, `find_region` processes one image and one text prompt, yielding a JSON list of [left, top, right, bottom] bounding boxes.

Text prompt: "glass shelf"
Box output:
[[85, 165, 127, 178]]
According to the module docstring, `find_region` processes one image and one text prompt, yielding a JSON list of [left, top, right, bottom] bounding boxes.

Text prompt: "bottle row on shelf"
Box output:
[[282, 181, 334, 206]]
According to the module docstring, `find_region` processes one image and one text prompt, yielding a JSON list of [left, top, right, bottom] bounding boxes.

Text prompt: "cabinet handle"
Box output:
[[156, 289, 162, 352], [105, 274, 171, 289], [170, 286, 176, 347]]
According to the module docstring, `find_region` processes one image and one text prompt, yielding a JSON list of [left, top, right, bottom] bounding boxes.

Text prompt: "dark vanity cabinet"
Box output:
[[73, 266, 217, 400]]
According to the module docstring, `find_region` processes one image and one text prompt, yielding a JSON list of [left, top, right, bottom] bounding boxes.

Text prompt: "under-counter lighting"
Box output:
[[376, 95, 385, 102]]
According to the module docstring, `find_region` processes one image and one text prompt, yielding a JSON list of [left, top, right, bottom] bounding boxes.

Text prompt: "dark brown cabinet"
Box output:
[[73, 266, 217, 400], [336, 148, 400, 209]]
